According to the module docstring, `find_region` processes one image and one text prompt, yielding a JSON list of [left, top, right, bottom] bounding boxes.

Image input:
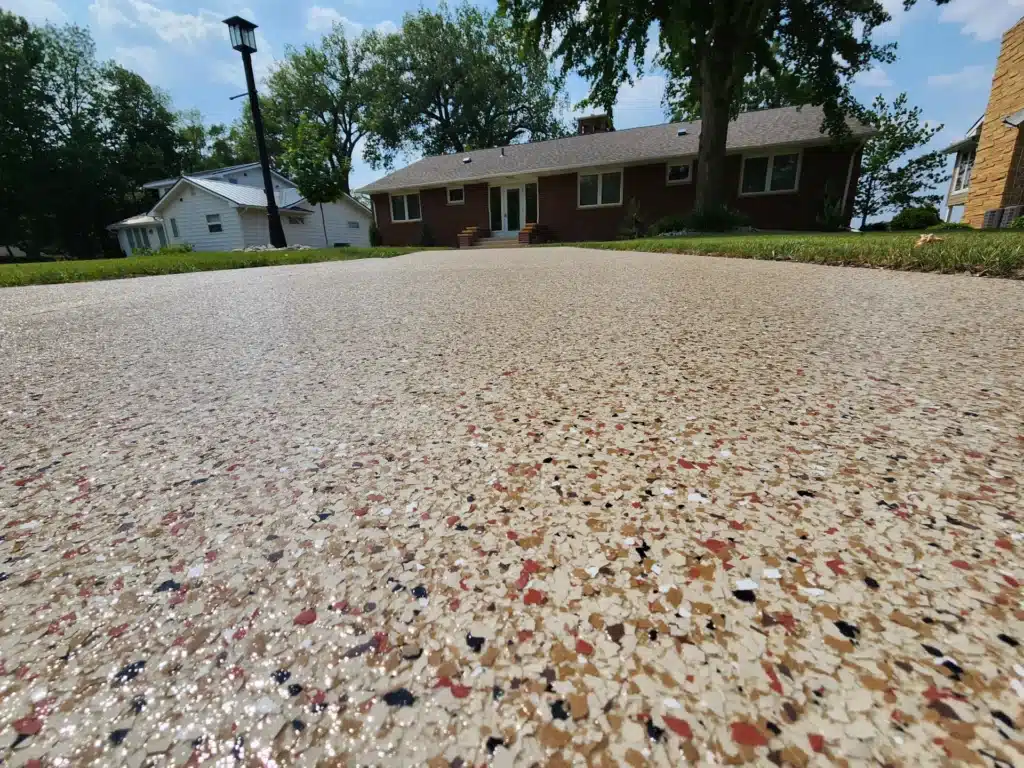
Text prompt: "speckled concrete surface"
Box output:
[[1, 247, 1022, 767]]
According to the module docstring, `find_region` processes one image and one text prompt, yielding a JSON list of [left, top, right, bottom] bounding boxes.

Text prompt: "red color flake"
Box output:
[[448, 598, 460, 611], [808, 734, 825, 753], [108, 624, 129, 638], [825, 527, 838, 535], [761, 662, 783, 693], [825, 559, 847, 576], [677, 459, 696, 469], [995, 538, 1012, 550], [730, 722, 768, 747], [232, 628, 247, 641], [434, 676, 453, 688], [631, 501, 642, 509], [515, 572, 530, 590], [506, 531, 518, 540], [950, 560, 972, 570], [663, 715, 693, 740], [615, 424, 624, 430], [226, 463, 241, 472], [293, 609, 317, 626], [517, 629, 534, 642], [353, 507, 369, 517], [704, 539, 729, 554], [729, 521, 745, 530], [575, 638, 594, 655], [13, 717, 43, 736], [523, 559, 540, 574], [205, 551, 218, 562], [459, 579, 469, 591], [311, 690, 327, 706], [1003, 575, 1020, 588], [524, 589, 546, 605], [450, 684, 471, 698], [373, 632, 389, 652], [368, 494, 385, 502], [467, 425, 476, 433], [446, 516, 461, 527], [774, 612, 797, 634]]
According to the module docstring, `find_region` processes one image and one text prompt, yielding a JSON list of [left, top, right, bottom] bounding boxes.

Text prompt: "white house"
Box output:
[[107, 162, 373, 255]]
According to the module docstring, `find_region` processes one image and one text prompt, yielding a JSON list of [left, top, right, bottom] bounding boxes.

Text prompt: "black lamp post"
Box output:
[[223, 15, 286, 248]]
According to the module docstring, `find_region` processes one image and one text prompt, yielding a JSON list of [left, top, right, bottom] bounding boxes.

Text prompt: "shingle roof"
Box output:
[[356, 105, 875, 194]]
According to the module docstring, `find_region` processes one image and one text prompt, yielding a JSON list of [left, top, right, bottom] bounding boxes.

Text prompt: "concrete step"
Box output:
[[469, 237, 522, 249]]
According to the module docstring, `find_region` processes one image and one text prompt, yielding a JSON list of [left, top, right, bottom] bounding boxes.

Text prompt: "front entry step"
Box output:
[[469, 237, 522, 249]]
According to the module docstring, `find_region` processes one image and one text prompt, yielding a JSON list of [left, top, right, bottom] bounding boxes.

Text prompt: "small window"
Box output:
[[740, 152, 800, 195], [206, 213, 223, 233], [347, 221, 360, 229], [578, 170, 622, 208], [390, 192, 421, 222], [126, 229, 136, 248], [447, 186, 465, 205], [666, 161, 692, 185], [140, 228, 151, 248], [953, 148, 975, 192], [287, 216, 303, 225], [170, 218, 179, 238]]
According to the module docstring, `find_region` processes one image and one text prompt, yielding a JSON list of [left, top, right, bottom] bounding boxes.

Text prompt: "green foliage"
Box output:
[[685, 207, 750, 233], [369, 221, 383, 246], [581, 232, 1024, 278], [816, 196, 848, 232], [649, 215, 690, 236], [0, 247, 434, 287], [155, 243, 194, 254], [502, 0, 900, 213], [618, 198, 646, 239], [363, 3, 569, 168], [859, 221, 890, 232], [175, 108, 260, 174], [927, 221, 973, 231], [1011, 216, 1024, 230], [854, 93, 948, 229], [266, 27, 373, 195], [889, 206, 942, 231]]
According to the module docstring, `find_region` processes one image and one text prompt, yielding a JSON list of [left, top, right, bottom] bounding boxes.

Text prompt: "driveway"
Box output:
[[1, 247, 1022, 766]]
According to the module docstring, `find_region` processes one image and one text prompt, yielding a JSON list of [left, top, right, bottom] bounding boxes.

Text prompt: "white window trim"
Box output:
[[665, 159, 694, 186], [446, 186, 465, 205], [952, 149, 974, 193], [389, 192, 422, 223], [287, 215, 304, 225], [170, 218, 179, 238], [577, 168, 624, 209], [738, 150, 803, 197]]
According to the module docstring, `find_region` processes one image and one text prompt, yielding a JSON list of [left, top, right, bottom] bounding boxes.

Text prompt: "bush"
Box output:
[[816, 196, 847, 232], [618, 198, 646, 239], [369, 221, 382, 246], [859, 221, 889, 232], [927, 222, 973, 231], [156, 243, 194, 254], [1011, 216, 1024, 230], [649, 214, 690, 236], [685, 206, 750, 232], [890, 206, 942, 231]]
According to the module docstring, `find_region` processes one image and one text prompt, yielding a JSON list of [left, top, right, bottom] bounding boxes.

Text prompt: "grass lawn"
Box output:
[[582, 231, 1024, 278], [0, 247, 431, 288]]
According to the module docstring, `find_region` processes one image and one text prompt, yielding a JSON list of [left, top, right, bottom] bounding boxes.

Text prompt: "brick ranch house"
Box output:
[[356, 105, 875, 248], [941, 14, 1024, 228]]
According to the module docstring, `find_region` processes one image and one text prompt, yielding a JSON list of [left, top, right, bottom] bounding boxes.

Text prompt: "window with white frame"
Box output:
[[953, 148, 975, 193], [390, 193, 421, 222], [578, 170, 622, 207], [206, 214, 223, 233], [347, 221, 360, 229], [126, 229, 136, 248], [740, 152, 800, 195], [666, 160, 693, 185], [447, 186, 465, 205], [170, 218, 179, 238], [287, 215, 304, 225]]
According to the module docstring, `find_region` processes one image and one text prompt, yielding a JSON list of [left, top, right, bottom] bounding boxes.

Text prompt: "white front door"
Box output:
[[489, 185, 523, 237]]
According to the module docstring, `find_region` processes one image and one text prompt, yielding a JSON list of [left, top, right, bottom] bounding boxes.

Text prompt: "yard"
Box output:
[[3, 231, 1024, 288]]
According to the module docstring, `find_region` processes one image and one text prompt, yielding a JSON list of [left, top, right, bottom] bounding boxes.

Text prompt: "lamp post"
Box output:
[[223, 15, 286, 248]]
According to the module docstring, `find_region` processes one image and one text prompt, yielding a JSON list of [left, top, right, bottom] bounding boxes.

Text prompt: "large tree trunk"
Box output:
[[694, 47, 737, 215]]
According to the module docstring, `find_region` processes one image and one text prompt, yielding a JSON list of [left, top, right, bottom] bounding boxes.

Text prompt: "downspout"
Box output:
[[320, 205, 328, 247], [840, 142, 861, 227]]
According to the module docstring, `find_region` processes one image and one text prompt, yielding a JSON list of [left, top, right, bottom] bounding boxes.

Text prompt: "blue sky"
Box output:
[[3, 0, 1023, 195]]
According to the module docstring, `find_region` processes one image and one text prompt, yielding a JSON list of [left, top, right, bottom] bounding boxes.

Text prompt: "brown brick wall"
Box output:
[[373, 144, 860, 246], [964, 16, 1024, 226]]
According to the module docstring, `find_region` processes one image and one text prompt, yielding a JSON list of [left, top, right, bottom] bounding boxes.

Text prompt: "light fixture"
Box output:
[[223, 16, 257, 53]]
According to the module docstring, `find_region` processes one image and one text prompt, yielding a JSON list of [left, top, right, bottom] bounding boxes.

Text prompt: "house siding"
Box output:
[[373, 144, 860, 246], [158, 188, 243, 252], [964, 17, 1024, 226], [240, 201, 372, 248], [319, 199, 373, 247]]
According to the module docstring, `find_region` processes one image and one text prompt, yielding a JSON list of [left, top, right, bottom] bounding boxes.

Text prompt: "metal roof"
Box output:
[[107, 214, 162, 230], [142, 162, 270, 190], [356, 105, 876, 194], [1003, 107, 1024, 128], [186, 177, 307, 208]]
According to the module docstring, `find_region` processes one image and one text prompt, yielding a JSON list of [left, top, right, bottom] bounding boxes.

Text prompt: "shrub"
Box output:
[[649, 214, 690, 236], [816, 196, 847, 232], [685, 206, 750, 232], [369, 221, 383, 246], [156, 243, 194, 254], [859, 221, 889, 232], [927, 222, 973, 231], [618, 198, 646, 239], [890, 206, 942, 231], [1011, 216, 1024, 230]]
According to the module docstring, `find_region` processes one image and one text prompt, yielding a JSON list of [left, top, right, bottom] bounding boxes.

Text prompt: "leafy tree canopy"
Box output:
[[364, 3, 569, 168]]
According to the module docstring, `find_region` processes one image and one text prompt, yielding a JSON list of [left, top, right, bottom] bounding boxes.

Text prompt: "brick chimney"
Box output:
[[576, 114, 614, 135]]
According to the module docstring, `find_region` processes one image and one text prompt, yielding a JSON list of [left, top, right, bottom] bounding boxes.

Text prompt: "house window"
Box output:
[[447, 186, 465, 205], [578, 170, 622, 207], [206, 214, 223, 233], [347, 221, 360, 229], [740, 152, 801, 195], [287, 216, 303, 225], [126, 229, 136, 248], [666, 161, 693, 185], [170, 218, 179, 238], [953, 148, 975, 192], [390, 193, 421, 222], [139, 228, 151, 248]]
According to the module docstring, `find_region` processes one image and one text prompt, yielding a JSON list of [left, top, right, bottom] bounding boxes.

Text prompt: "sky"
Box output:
[[3, 0, 1023, 197]]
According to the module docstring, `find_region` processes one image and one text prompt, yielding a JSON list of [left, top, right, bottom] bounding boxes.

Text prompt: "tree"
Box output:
[[853, 93, 948, 229], [363, 3, 569, 167], [265, 27, 372, 195], [501, 0, 916, 216]]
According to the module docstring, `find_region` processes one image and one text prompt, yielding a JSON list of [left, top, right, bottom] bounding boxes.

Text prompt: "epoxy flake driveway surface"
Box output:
[[1, 247, 1022, 767]]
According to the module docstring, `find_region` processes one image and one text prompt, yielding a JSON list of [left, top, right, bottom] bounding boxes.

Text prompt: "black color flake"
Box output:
[[864, 576, 880, 589], [485, 736, 505, 754], [466, 632, 485, 652], [551, 700, 569, 720], [154, 579, 181, 593], [288, 684, 303, 697], [997, 634, 1019, 648], [834, 621, 860, 641], [733, 589, 757, 603], [292, 719, 306, 732], [113, 660, 145, 686], [412, 585, 428, 599], [271, 669, 291, 684], [383, 688, 416, 707], [109, 729, 130, 746], [646, 721, 665, 742]]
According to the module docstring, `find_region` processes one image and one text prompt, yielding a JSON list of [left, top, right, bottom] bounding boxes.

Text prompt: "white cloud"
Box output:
[[939, 0, 1024, 41], [89, 0, 132, 28], [114, 45, 159, 79], [89, 0, 224, 45], [1, 0, 67, 23], [855, 67, 893, 88], [927, 64, 992, 88], [374, 19, 398, 34], [306, 6, 359, 34]]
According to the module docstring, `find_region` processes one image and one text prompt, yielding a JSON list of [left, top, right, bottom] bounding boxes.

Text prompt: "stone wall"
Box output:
[[965, 16, 1024, 226]]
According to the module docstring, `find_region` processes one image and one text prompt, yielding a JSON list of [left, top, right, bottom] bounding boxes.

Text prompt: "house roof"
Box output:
[[940, 116, 984, 154], [143, 162, 272, 190], [1003, 107, 1024, 128], [148, 175, 373, 217], [355, 105, 876, 194], [107, 214, 162, 230]]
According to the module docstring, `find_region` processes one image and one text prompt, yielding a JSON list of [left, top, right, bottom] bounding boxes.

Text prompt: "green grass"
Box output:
[[582, 231, 1024, 278], [0, 247, 433, 288]]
